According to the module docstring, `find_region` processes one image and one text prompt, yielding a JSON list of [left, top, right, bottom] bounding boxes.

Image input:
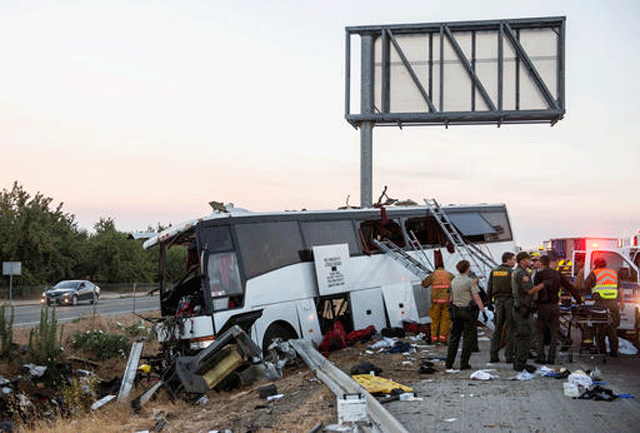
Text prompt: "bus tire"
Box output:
[[262, 322, 298, 355]]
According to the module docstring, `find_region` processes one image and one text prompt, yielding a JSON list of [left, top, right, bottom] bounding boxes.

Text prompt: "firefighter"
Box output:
[[585, 258, 624, 357], [422, 252, 455, 344]]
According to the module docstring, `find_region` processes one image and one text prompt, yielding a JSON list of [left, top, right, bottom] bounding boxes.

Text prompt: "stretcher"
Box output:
[[559, 304, 612, 363]]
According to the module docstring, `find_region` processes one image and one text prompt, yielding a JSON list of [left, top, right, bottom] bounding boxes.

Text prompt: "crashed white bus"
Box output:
[[143, 202, 516, 353]]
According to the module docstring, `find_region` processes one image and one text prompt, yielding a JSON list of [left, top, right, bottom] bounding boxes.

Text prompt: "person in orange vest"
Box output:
[[422, 251, 455, 345], [585, 257, 624, 357]]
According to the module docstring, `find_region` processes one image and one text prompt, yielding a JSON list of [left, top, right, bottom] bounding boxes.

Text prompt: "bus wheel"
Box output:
[[262, 322, 298, 356]]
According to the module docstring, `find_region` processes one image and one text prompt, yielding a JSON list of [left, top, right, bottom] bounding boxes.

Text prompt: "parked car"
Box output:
[[41, 280, 101, 306]]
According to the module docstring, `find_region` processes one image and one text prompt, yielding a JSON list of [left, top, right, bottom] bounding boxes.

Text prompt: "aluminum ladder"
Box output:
[[372, 238, 431, 279], [424, 198, 498, 281]]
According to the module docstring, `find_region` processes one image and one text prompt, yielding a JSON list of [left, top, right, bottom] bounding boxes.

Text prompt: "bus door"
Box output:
[[197, 224, 243, 316]]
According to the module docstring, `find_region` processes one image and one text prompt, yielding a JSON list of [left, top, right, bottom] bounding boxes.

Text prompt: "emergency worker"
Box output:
[[530, 255, 543, 301], [585, 258, 624, 357], [422, 259, 455, 345], [445, 260, 488, 372], [529, 255, 582, 364], [512, 252, 536, 372], [487, 252, 516, 363]]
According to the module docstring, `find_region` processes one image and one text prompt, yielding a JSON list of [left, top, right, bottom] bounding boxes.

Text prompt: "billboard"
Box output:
[[345, 17, 565, 127]]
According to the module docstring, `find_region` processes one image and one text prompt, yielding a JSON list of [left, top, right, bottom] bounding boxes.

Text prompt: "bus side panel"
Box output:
[[296, 298, 323, 346], [350, 288, 388, 332], [252, 300, 300, 349], [381, 282, 427, 328], [244, 263, 318, 307], [350, 255, 417, 291]]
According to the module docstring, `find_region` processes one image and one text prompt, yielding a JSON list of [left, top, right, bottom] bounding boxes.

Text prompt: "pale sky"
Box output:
[[1, 0, 639, 249]]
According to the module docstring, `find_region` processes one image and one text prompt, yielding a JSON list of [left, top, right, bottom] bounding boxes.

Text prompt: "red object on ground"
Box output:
[[318, 321, 347, 354]]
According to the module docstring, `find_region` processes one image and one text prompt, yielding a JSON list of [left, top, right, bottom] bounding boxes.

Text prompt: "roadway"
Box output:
[[385, 337, 640, 432], [3, 294, 160, 327]]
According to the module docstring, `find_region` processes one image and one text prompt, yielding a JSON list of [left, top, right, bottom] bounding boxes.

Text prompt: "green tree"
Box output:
[[88, 218, 155, 283], [0, 182, 86, 285]]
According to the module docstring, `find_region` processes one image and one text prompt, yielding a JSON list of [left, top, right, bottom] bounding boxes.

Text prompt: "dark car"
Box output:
[[41, 280, 101, 306]]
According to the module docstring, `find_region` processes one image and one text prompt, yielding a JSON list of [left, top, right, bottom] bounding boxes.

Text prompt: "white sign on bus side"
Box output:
[[313, 244, 352, 296]]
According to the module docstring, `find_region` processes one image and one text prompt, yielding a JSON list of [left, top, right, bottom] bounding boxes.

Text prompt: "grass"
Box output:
[[22, 400, 186, 432]]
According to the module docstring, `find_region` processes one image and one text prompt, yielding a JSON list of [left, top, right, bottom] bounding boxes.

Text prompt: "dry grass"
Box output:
[[6, 311, 340, 432], [22, 400, 188, 433]]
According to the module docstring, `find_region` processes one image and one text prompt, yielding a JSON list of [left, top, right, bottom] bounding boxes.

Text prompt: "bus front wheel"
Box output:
[[262, 322, 298, 356]]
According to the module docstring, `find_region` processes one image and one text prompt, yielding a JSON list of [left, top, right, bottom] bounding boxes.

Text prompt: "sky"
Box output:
[[1, 0, 639, 249]]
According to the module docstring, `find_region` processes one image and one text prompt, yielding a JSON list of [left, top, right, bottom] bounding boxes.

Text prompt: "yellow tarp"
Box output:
[[351, 374, 413, 394]]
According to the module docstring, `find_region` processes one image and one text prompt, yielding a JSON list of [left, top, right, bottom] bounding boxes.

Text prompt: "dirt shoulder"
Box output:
[[2, 318, 639, 432]]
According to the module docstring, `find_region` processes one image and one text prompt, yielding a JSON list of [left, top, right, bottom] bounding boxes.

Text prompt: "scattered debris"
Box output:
[[387, 342, 413, 354], [258, 384, 278, 399], [568, 371, 592, 388], [578, 384, 617, 401], [368, 338, 396, 350], [351, 375, 412, 394], [470, 370, 499, 380], [118, 341, 144, 401], [90, 394, 116, 410], [350, 361, 383, 376], [23, 364, 46, 378], [381, 327, 405, 339], [170, 325, 267, 394], [266, 393, 284, 401]]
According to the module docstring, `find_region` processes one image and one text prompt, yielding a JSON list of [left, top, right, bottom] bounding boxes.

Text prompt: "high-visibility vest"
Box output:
[[592, 268, 619, 300], [430, 269, 453, 303]]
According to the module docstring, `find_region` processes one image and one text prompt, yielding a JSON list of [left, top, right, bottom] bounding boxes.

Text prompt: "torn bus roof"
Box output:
[[142, 201, 509, 250]]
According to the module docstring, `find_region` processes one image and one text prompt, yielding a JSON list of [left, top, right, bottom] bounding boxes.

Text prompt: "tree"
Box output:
[[0, 182, 86, 285], [87, 218, 155, 283]]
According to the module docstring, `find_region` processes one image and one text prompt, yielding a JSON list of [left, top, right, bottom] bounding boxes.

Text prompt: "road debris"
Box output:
[[470, 369, 499, 380]]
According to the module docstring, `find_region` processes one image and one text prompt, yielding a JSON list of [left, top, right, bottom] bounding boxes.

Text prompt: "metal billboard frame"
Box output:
[[345, 17, 566, 128], [344, 17, 566, 207]]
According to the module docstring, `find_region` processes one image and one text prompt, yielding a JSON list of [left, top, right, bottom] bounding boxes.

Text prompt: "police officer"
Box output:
[[585, 258, 624, 357], [512, 251, 535, 372], [488, 252, 516, 363]]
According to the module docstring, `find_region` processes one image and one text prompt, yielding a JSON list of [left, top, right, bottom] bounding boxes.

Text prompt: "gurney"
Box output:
[[559, 303, 611, 363]]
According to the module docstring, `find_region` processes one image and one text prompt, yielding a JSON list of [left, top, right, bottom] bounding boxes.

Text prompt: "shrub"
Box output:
[[69, 330, 129, 360], [62, 374, 99, 415], [113, 320, 154, 339], [28, 305, 63, 366]]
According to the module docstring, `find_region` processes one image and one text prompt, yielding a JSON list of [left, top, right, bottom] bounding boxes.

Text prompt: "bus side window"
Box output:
[[359, 219, 405, 251]]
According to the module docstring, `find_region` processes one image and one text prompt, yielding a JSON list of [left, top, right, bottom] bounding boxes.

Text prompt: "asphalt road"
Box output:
[[386, 335, 640, 433], [4, 295, 160, 327]]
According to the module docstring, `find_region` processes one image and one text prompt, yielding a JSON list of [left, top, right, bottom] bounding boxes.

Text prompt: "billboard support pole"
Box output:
[[360, 34, 375, 208]]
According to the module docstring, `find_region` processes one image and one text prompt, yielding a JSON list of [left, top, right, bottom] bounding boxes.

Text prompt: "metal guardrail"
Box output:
[[291, 339, 410, 433]]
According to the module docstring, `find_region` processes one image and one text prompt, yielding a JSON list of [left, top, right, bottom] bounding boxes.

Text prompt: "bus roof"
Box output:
[[142, 202, 508, 250]]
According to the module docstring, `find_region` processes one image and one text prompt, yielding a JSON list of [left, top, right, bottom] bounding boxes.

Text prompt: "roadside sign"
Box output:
[[2, 261, 21, 305], [2, 261, 21, 275]]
